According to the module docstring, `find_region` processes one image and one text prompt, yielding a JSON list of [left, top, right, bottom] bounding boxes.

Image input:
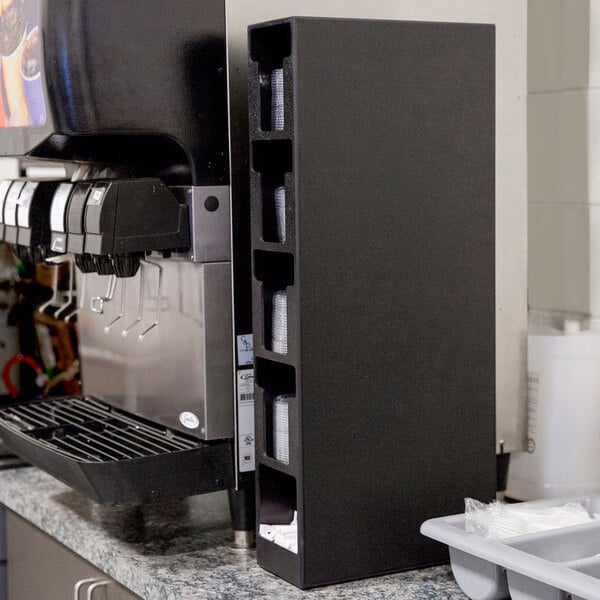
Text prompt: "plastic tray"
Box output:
[[0, 396, 234, 504], [421, 495, 600, 600]]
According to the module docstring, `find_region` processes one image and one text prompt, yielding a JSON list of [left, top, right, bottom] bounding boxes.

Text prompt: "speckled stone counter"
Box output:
[[0, 467, 466, 599]]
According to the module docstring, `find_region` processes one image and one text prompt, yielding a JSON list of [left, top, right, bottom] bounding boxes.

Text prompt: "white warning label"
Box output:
[[237, 368, 255, 472], [236, 334, 254, 367]]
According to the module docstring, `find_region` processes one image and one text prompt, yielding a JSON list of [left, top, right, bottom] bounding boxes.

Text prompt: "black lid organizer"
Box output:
[[249, 17, 497, 589], [0, 396, 233, 504]]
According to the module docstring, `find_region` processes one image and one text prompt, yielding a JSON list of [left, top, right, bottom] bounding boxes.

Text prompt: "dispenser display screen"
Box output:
[[0, 0, 45, 128]]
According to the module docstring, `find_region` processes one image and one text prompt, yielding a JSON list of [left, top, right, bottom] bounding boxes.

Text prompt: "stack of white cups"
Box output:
[[274, 186, 286, 242], [271, 290, 287, 354], [272, 394, 292, 464], [270, 68, 284, 130]]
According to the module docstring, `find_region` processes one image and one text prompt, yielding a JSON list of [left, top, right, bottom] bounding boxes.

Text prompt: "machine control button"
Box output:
[[204, 195, 219, 212], [85, 184, 110, 234], [88, 185, 107, 206], [50, 233, 66, 253], [50, 183, 74, 233]]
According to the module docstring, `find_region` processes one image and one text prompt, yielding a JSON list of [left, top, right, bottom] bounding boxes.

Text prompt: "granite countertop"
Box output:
[[0, 466, 466, 600]]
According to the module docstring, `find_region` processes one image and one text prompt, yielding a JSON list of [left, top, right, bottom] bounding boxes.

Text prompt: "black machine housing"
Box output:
[[0, 0, 254, 513], [1, 0, 229, 187]]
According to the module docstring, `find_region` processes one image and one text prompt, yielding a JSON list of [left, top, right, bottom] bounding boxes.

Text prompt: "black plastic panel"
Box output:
[[0, 0, 229, 186], [0, 396, 234, 504]]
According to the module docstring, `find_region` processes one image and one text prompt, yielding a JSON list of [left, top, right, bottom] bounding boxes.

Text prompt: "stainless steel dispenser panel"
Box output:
[[183, 185, 231, 264], [78, 258, 233, 441]]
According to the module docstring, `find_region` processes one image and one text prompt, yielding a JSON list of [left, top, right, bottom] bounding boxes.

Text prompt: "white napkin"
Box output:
[[259, 511, 298, 553]]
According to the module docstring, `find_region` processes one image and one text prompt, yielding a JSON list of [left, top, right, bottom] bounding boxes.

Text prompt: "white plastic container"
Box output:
[[421, 495, 600, 600], [506, 328, 600, 500]]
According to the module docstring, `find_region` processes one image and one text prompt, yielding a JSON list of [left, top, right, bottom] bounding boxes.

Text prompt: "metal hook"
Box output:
[[64, 272, 86, 323], [104, 278, 126, 334], [91, 274, 117, 314], [54, 257, 75, 319], [138, 257, 163, 341], [121, 264, 145, 338]]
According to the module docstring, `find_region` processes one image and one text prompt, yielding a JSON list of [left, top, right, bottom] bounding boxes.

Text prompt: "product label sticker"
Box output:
[[179, 411, 200, 429], [237, 368, 255, 472], [51, 235, 65, 253], [236, 333, 254, 367], [88, 187, 105, 205]]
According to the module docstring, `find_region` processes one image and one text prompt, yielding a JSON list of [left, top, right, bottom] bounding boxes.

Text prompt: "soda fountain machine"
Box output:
[[0, 0, 256, 545]]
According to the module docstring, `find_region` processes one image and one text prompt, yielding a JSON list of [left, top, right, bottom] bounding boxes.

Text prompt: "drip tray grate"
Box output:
[[0, 396, 199, 462], [0, 396, 233, 504]]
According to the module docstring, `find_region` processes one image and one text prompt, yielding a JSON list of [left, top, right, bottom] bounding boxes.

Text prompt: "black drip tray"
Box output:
[[0, 396, 233, 504]]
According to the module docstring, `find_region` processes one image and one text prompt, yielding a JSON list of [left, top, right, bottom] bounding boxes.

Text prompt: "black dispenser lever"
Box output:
[[45, 177, 191, 277], [1, 180, 61, 264]]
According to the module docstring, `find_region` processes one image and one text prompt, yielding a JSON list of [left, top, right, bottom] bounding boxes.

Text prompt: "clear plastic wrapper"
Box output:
[[465, 497, 596, 539]]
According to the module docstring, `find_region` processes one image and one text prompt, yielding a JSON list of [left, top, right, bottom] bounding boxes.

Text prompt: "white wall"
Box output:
[[528, 0, 600, 318]]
